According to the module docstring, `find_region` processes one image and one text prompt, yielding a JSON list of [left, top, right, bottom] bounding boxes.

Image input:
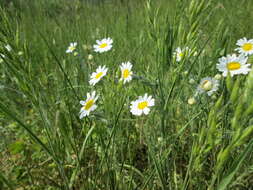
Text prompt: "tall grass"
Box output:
[[1, 0, 253, 189]]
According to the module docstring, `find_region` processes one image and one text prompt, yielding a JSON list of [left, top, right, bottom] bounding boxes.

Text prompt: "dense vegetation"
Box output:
[[1, 0, 253, 189]]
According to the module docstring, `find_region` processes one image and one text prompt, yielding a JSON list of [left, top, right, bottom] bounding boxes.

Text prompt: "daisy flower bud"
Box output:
[[197, 77, 219, 96], [188, 97, 196, 105], [214, 74, 222, 80], [189, 78, 195, 84], [88, 54, 93, 60]]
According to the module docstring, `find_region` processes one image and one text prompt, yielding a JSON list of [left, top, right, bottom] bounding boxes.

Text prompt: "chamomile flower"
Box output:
[[216, 54, 251, 77], [93, 38, 113, 53], [174, 47, 189, 62], [130, 94, 155, 116], [120, 62, 133, 84], [89, 65, 108, 86], [66, 42, 77, 53], [235, 37, 253, 56], [79, 91, 98, 119], [197, 77, 219, 96]]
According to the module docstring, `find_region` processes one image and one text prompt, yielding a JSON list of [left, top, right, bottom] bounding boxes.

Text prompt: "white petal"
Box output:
[[80, 101, 85, 105], [143, 108, 150, 115]]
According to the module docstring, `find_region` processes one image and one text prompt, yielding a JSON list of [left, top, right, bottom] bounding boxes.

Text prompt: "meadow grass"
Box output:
[[1, 0, 253, 189]]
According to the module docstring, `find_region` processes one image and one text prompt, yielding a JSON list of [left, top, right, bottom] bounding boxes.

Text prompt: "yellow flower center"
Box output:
[[95, 72, 103, 79], [99, 43, 108, 48], [122, 69, 130, 79], [242, 43, 253, 51], [138, 101, 148, 110], [69, 46, 75, 51], [84, 99, 94, 110], [201, 80, 213, 91], [179, 52, 184, 57], [227, 62, 241, 70]]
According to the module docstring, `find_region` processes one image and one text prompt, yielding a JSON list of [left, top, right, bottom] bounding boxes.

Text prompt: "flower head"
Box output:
[[88, 54, 93, 60], [120, 62, 133, 84], [89, 65, 108, 86], [235, 37, 253, 56], [197, 77, 219, 96], [174, 47, 189, 62], [66, 42, 77, 53], [79, 91, 98, 119], [93, 38, 113, 53], [217, 54, 250, 77], [188, 97, 197, 105], [214, 74, 222, 80], [130, 94, 155, 116]]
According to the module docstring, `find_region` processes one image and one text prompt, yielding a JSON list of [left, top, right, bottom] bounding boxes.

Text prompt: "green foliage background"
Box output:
[[1, 0, 253, 189]]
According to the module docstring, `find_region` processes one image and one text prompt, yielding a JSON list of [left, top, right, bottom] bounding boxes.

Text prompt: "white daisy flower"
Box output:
[[93, 38, 113, 53], [79, 91, 98, 119], [235, 37, 253, 56], [130, 94, 155, 116], [120, 62, 133, 84], [217, 54, 251, 77], [5, 44, 12, 52], [66, 42, 77, 53], [197, 77, 219, 96], [89, 65, 108, 86], [174, 47, 190, 62]]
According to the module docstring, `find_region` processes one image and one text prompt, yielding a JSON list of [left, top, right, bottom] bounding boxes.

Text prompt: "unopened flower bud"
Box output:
[[188, 97, 196, 105], [88, 54, 93, 60], [214, 74, 222, 80], [202, 80, 213, 91], [189, 78, 195, 84]]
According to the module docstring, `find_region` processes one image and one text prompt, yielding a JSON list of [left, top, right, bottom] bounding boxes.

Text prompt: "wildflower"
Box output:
[[89, 65, 108, 86], [66, 42, 77, 53], [214, 74, 222, 80], [183, 70, 189, 75], [93, 38, 113, 53], [119, 62, 133, 84], [174, 47, 189, 62], [79, 91, 98, 119], [189, 78, 195, 84], [235, 37, 253, 56], [217, 54, 250, 77], [130, 94, 155, 116], [188, 97, 196, 105], [88, 54, 93, 60], [18, 51, 23, 56], [157, 137, 163, 143], [5, 44, 12, 52], [197, 77, 219, 96]]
